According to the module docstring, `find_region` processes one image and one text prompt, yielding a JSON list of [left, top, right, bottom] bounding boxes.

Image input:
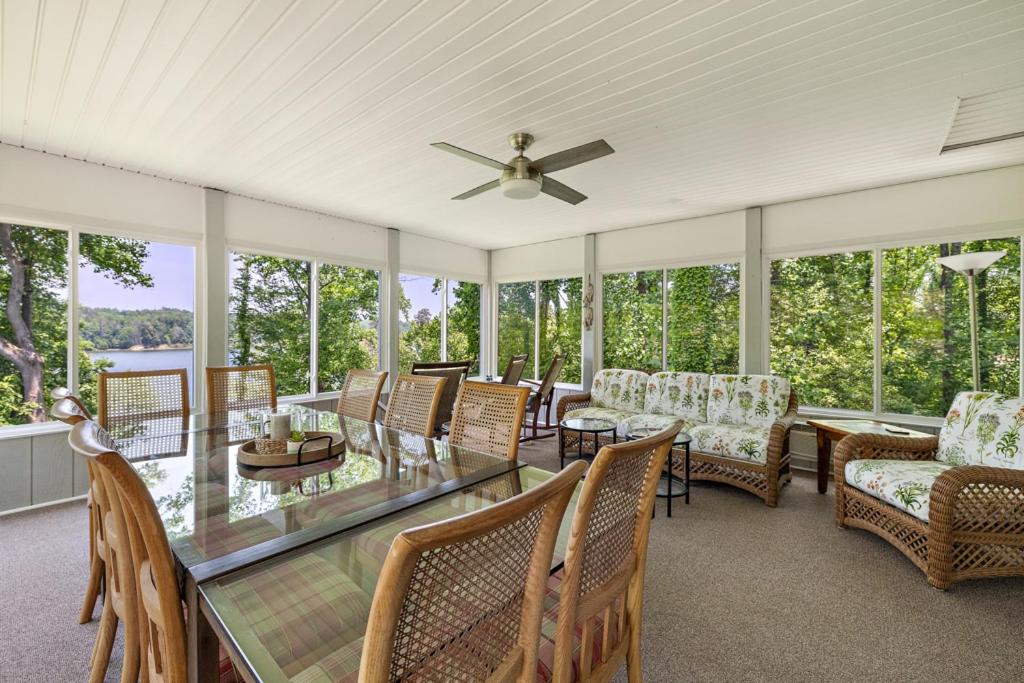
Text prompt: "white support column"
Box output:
[[481, 250, 492, 377], [740, 207, 764, 374], [582, 233, 597, 387], [384, 228, 401, 390], [203, 188, 228, 377]]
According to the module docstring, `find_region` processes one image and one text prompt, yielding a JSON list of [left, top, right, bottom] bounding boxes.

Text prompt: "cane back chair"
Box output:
[[358, 459, 587, 683], [336, 369, 388, 422], [383, 373, 447, 438], [98, 368, 190, 436], [448, 381, 531, 461], [537, 424, 679, 682], [411, 366, 467, 433], [205, 364, 277, 416]]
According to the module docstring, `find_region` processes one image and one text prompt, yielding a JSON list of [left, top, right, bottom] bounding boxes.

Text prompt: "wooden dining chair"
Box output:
[[448, 381, 531, 461], [336, 369, 388, 422], [383, 373, 446, 437], [205, 364, 277, 415], [359, 459, 587, 683], [98, 368, 190, 432], [536, 424, 680, 683], [67, 421, 142, 683], [50, 391, 103, 625], [500, 353, 529, 386], [521, 355, 566, 442]]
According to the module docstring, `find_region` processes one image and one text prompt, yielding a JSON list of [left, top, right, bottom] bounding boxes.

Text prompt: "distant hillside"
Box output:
[[80, 307, 193, 351]]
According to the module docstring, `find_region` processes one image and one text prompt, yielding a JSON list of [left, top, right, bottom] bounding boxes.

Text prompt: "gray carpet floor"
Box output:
[[2, 438, 1022, 682]]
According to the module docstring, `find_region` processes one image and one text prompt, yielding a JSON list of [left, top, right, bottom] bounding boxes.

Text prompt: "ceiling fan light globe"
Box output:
[[501, 176, 542, 199]]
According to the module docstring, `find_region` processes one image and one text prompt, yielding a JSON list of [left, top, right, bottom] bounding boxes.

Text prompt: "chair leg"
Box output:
[[120, 606, 141, 683], [88, 596, 118, 683], [79, 553, 104, 624]]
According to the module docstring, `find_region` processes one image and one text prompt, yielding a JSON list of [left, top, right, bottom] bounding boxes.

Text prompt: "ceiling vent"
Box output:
[[941, 85, 1024, 153]]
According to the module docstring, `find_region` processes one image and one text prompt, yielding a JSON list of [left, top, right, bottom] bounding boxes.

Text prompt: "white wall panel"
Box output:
[[763, 165, 1024, 254], [399, 231, 488, 282], [0, 144, 201, 237], [491, 237, 585, 282], [596, 211, 746, 271]]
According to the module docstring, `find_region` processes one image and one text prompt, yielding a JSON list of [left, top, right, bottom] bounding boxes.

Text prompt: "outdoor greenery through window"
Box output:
[[602, 271, 663, 372], [398, 274, 481, 374], [882, 238, 1020, 416], [770, 251, 874, 410], [497, 281, 537, 380], [539, 278, 583, 384], [667, 264, 740, 373], [317, 264, 380, 392], [447, 280, 482, 374], [229, 253, 311, 397]]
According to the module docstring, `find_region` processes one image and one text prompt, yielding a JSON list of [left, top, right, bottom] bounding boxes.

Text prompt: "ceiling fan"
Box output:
[[430, 132, 614, 205]]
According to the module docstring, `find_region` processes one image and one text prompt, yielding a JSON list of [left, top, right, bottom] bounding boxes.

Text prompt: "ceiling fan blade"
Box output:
[[540, 176, 587, 205], [452, 179, 500, 200], [533, 139, 614, 173], [431, 142, 511, 171]]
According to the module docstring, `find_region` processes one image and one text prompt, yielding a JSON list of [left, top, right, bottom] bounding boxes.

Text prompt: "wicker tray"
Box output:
[[237, 431, 345, 468]]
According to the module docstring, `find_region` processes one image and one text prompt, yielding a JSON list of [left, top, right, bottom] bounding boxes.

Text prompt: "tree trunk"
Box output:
[[0, 224, 46, 422]]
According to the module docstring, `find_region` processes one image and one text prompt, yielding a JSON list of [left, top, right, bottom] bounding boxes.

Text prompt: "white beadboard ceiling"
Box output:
[[2, 0, 1024, 249]]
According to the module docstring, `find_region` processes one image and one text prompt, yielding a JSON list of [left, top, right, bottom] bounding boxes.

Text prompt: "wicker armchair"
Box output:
[[359, 459, 586, 683], [336, 369, 388, 422], [835, 428, 1024, 590]]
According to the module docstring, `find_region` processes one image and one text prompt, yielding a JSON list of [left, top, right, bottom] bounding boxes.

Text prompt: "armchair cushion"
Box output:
[[563, 406, 634, 426], [590, 369, 648, 413], [690, 423, 771, 464], [643, 372, 709, 422], [844, 459, 954, 522], [937, 391, 1024, 469], [707, 374, 792, 429]]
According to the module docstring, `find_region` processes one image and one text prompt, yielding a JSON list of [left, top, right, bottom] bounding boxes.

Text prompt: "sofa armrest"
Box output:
[[930, 465, 1024, 531], [832, 432, 939, 484], [556, 391, 591, 422]]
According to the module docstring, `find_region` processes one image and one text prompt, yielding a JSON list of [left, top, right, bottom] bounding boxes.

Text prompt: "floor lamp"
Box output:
[[936, 250, 1005, 391]]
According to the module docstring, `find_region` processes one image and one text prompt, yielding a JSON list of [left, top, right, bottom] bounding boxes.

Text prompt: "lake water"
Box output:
[[88, 349, 195, 396]]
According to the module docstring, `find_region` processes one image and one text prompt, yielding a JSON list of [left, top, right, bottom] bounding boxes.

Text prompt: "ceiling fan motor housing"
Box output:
[[500, 157, 542, 198]]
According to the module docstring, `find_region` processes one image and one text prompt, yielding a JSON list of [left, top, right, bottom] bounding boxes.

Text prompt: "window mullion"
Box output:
[[309, 260, 319, 398], [68, 228, 80, 394], [662, 269, 668, 371], [873, 247, 882, 417], [534, 281, 541, 380], [441, 279, 448, 362]]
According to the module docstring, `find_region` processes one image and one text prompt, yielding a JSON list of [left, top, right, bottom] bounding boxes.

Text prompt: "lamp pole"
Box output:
[[966, 269, 980, 391]]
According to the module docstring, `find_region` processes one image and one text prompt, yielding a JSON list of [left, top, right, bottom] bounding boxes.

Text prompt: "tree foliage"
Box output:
[[539, 278, 582, 384], [667, 264, 740, 374], [602, 271, 663, 372], [497, 281, 537, 379], [80, 307, 192, 350], [318, 264, 380, 392]]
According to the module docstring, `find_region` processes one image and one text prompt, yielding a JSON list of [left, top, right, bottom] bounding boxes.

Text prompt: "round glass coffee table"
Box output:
[[623, 427, 691, 518], [558, 417, 617, 468]]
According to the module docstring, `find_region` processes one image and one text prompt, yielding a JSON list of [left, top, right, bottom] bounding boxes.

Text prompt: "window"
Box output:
[[317, 263, 380, 392], [882, 238, 1020, 416], [497, 282, 537, 380], [666, 264, 740, 374], [601, 271, 663, 372], [0, 223, 69, 426], [446, 280, 481, 374], [539, 278, 582, 384], [229, 253, 311, 397], [398, 274, 442, 374], [769, 251, 873, 411]]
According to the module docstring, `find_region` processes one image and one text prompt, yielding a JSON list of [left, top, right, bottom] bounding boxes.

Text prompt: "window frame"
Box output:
[[762, 228, 1024, 426]]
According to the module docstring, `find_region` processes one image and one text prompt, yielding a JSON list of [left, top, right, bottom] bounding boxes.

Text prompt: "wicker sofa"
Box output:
[[557, 369, 798, 506], [835, 391, 1024, 589]]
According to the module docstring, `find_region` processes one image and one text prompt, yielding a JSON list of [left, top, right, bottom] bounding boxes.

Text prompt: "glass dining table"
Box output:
[[114, 405, 570, 683]]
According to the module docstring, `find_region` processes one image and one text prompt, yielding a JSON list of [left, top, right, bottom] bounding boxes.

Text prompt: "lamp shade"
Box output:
[[936, 250, 1005, 275], [501, 176, 542, 199]]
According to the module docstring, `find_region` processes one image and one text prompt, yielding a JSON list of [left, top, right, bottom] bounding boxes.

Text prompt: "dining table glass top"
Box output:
[[200, 465, 576, 683], [119, 407, 522, 577]]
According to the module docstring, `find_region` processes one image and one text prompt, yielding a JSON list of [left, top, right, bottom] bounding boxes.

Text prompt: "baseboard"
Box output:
[[0, 494, 87, 518]]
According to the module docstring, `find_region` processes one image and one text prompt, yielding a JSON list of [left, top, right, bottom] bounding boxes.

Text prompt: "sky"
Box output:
[[400, 273, 441, 317], [79, 242, 195, 310]]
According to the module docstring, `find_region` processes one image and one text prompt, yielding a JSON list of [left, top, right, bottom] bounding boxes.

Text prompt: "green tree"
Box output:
[[539, 278, 582, 384], [602, 271, 663, 372], [497, 281, 536, 379], [317, 264, 380, 391], [667, 264, 740, 374]]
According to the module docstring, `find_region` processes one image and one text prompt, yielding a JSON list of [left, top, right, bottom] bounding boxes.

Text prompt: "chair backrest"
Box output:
[[448, 381, 531, 461], [937, 391, 1024, 469], [411, 359, 473, 377], [98, 368, 190, 432], [69, 419, 188, 683], [707, 374, 792, 428], [359, 459, 587, 683], [383, 374, 447, 437], [49, 389, 92, 424], [337, 369, 388, 422], [590, 369, 648, 413], [501, 354, 529, 386], [643, 372, 710, 422], [548, 424, 679, 682], [205, 365, 277, 415], [411, 367, 466, 429], [536, 355, 566, 401]]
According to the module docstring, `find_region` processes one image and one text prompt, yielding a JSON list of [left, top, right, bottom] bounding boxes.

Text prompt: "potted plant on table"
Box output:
[[287, 430, 305, 454]]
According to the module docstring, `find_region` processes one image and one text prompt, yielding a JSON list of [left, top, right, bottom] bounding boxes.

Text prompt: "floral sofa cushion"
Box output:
[[643, 372, 709, 423], [707, 374, 791, 429], [689, 423, 771, 464], [937, 391, 1024, 469], [620, 413, 692, 437], [563, 406, 635, 426], [844, 459, 954, 522], [590, 369, 649, 414]]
